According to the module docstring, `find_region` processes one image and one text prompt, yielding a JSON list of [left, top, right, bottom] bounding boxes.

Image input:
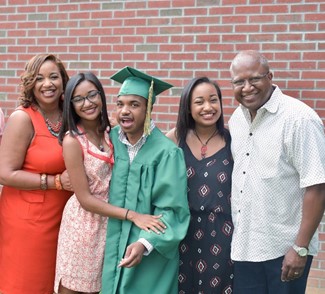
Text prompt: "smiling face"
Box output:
[[230, 51, 274, 120], [190, 82, 221, 128], [71, 80, 102, 123], [116, 94, 147, 144], [33, 60, 64, 107]]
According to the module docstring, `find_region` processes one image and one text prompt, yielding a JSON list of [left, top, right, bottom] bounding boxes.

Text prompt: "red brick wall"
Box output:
[[0, 0, 324, 290]]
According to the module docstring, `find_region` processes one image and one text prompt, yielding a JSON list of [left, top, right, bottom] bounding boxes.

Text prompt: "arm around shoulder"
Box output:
[[165, 128, 178, 145]]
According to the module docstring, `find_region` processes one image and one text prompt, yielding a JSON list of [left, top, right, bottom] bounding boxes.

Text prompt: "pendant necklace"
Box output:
[[193, 129, 218, 159], [99, 137, 104, 152], [89, 133, 105, 152], [39, 108, 62, 138], [83, 127, 105, 152]]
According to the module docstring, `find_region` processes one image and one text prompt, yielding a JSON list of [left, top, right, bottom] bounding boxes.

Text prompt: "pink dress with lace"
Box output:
[[54, 130, 113, 293]]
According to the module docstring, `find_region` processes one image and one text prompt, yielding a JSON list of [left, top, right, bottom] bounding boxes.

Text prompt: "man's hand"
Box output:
[[118, 242, 146, 268], [281, 247, 307, 282]]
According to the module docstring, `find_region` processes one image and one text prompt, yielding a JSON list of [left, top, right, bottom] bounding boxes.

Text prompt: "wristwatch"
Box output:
[[292, 244, 309, 257]]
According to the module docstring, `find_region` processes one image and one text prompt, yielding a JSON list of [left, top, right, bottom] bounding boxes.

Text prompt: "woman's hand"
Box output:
[[109, 116, 118, 128], [127, 211, 166, 234], [60, 170, 73, 192]]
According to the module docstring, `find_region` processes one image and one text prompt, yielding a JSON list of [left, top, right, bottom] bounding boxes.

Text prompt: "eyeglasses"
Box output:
[[71, 90, 100, 106], [231, 72, 269, 88]]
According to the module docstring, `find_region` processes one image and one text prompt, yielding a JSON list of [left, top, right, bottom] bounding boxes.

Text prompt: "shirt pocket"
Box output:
[[254, 141, 283, 179], [17, 190, 45, 220]]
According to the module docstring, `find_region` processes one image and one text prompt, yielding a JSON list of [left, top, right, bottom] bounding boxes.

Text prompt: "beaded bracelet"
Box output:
[[125, 209, 130, 220], [40, 173, 47, 190], [55, 174, 63, 190]]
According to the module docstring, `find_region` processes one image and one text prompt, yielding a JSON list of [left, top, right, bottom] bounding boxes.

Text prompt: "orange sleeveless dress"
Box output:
[[0, 106, 72, 294]]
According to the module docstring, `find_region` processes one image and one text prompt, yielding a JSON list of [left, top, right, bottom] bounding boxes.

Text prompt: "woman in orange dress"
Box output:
[[0, 54, 73, 294]]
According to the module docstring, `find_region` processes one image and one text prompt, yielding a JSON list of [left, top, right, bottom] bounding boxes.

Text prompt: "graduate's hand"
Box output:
[[118, 242, 145, 268], [127, 211, 166, 234]]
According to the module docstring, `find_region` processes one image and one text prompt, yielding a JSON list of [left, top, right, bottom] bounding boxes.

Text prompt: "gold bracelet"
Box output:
[[40, 173, 47, 190], [125, 209, 130, 220], [55, 174, 63, 190]]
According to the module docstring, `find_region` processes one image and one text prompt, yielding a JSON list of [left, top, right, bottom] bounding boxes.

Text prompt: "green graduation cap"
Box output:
[[111, 66, 173, 135], [110, 66, 173, 103]]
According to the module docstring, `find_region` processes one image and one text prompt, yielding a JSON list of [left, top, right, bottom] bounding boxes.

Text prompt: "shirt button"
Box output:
[[246, 153, 249, 156], [249, 132, 253, 136], [243, 171, 246, 174]]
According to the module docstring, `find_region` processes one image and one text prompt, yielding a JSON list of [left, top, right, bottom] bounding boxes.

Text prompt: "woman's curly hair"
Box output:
[[19, 54, 69, 109]]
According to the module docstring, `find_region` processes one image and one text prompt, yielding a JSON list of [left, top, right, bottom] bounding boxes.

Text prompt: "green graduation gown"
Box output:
[[101, 126, 190, 294]]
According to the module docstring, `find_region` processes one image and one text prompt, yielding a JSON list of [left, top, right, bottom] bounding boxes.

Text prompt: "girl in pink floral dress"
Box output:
[[54, 72, 166, 294]]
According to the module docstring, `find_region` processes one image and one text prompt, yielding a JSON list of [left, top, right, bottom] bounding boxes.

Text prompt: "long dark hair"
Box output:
[[175, 76, 226, 143], [19, 54, 69, 110], [58, 72, 111, 144]]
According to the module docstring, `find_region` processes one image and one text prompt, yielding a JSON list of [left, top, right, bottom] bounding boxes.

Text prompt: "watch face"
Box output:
[[299, 248, 308, 256]]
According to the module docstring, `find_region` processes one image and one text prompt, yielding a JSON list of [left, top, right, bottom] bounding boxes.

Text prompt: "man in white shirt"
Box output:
[[228, 50, 325, 293]]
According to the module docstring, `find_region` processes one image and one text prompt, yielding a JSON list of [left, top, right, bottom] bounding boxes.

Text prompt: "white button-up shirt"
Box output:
[[229, 85, 325, 262]]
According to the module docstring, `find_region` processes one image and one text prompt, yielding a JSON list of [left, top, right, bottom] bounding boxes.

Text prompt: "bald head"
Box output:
[[230, 50, 270, 77], [229, 50, 274, 120]]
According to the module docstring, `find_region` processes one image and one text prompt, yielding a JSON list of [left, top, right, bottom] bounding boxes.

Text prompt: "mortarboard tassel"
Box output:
[[144, 79, 154, 136]]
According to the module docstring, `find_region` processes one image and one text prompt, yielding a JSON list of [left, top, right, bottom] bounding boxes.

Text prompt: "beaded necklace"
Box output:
[[193, 129, 218, 159], [39, 108, 62, 138]]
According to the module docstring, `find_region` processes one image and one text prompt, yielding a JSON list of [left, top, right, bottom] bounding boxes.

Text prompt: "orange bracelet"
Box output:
[[55, 174, 63, 190]]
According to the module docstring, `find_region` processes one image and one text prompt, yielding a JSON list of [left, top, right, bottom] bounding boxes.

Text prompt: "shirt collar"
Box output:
[[240, 85, 282, 118], [118, 120, 155, 147]]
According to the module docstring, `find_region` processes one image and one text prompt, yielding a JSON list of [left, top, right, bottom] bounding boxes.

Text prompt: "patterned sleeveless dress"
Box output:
[[54, 129, 113, 293], [178, 131, 234, 294]]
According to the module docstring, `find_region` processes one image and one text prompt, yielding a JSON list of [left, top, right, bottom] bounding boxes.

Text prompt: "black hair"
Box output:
[[175, 76, 226, 143], [58, 72, 110, 144]]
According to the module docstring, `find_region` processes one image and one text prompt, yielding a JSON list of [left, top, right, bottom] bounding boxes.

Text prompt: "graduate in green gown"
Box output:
[[101, 67, 190, 294]]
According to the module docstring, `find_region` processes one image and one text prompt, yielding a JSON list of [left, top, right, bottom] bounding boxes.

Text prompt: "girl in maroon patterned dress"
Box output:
[[167, 77, 234, 294]]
